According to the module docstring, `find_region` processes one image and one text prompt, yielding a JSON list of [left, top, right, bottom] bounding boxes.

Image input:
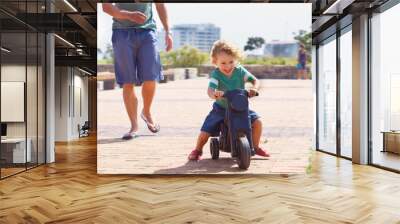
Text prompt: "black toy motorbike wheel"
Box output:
[[220, 125, 231, 153], [210, 138, 220, 160], [236, 136, 251, 169]]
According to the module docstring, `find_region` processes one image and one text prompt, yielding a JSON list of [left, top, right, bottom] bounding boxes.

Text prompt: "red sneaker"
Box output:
[[188, 149, 203, 161], [255, 147, 270, 157]]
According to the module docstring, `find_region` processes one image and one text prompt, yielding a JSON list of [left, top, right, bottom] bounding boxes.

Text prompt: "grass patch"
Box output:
[[306, 147, 314, 174]]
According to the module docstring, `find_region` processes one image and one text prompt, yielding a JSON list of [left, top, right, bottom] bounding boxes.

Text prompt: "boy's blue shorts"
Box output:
[[112, 29, 163, 86], [201, 103, 260, 137]]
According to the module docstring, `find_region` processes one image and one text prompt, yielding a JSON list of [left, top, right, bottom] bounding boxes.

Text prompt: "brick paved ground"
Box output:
[[97, 78, 313, 174]]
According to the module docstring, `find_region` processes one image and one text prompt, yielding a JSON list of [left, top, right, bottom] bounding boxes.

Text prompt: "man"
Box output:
[[103, 3, 173, 139], [296, 44, 307, 80]]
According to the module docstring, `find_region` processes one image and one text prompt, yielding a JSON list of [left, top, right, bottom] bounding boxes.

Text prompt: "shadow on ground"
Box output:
[[153, 157, 270, 174], [97, 135, 156, 144]]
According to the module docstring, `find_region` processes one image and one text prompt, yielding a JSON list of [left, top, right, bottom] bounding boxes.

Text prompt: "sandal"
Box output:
[[140, 112, 160, 133], [122, 131, 138, 140], [255, 147, 270, 157], [188, 149, 203, 161]]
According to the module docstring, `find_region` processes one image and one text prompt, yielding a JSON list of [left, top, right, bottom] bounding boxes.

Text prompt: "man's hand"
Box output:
[[214, 90, 224, 99], [248, 88, 258, 98], [155, 4, 172, 51], [124, 11, 147, 24], [102, 4, 146, 24], [165, 33, 173, 51]]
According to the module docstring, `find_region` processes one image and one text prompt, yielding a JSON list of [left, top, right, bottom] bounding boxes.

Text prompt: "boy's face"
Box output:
[[214, 52, 237, 76]]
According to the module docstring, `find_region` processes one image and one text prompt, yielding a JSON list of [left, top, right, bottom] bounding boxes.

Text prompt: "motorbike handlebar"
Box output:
[[219, 90, 259, 98]]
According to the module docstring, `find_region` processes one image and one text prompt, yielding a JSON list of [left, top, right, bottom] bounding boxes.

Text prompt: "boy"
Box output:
[[188, 40, 270, 160]]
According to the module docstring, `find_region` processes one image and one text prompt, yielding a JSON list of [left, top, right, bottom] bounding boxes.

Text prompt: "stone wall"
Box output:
[[98, 64, 115, 73], [198, 65, 311, 79], [97, 65, 197, 80], [97, 64, 311, 80]]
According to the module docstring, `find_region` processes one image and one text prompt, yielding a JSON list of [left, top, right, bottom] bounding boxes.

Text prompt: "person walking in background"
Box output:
[[102, 3, 173, 140], [296, 44, 307, 79]]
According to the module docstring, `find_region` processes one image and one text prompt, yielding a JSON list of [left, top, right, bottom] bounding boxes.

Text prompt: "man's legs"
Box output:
[[296, 70, 301, 79], [141, 80, 156, 127], [302, 69, 308, 79], [122, 84, 138, 133], [112, 29, 139, 137], [136, 30, 162, 131]]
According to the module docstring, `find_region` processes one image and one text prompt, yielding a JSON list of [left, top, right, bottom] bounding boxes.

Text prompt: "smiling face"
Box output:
[[213, 52, 237, 76]]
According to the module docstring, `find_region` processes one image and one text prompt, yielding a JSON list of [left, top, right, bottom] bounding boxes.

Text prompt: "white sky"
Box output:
[[97, 3, 311, 52]]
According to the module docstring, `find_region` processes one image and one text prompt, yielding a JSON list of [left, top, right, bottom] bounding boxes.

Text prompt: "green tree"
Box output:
[[244, 37, 265, 51], [293, 29, 311, 53], [97, 48, 103, 62], [97, 44, 114, 64], [104, 43, 114, 61], [160, 45, 208, 67]]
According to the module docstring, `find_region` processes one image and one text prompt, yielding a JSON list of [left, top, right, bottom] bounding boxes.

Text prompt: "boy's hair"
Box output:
[[210, 40, 242, 63]]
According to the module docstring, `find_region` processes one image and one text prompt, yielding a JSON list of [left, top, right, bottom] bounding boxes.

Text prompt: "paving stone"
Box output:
[[98, 78, 313, 174]]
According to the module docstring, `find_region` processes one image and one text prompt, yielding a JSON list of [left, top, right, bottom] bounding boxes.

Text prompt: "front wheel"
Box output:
[[210, 138, 220, 160], [237, 137, 251, 169]]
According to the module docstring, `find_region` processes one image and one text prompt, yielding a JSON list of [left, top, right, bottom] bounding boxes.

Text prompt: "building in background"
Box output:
[[158, 23, 221, 52]]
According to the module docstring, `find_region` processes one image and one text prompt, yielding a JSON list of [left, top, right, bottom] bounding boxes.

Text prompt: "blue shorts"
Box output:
[[201, 103, 260, 136], [112, 29, 163, 86], [296, 63, 306, 70]]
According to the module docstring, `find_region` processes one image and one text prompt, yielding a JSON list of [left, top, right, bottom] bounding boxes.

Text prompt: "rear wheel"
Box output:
[[237, 137, 251, 169], [210, 138, 220, 160]]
